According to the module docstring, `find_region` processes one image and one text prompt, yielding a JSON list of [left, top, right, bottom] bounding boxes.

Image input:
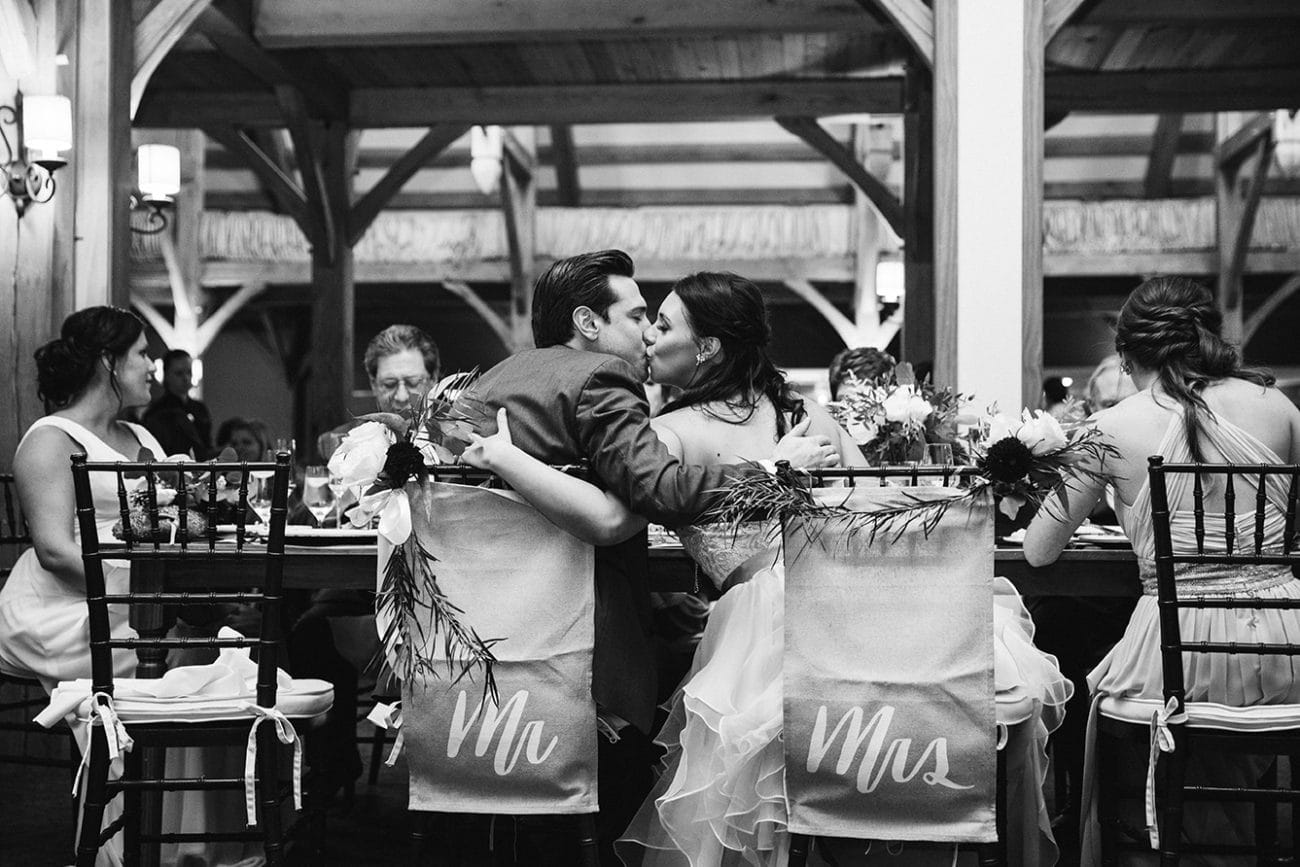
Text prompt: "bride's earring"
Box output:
[[695, 351, 708, 365], [1120, 358, 1133, 375]]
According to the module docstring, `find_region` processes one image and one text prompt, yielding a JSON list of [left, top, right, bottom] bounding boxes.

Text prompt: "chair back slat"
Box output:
[[1256, 471, 1269, 555], [1146, 456, 1187, 710], [805, 465, 980, 486], [69, 453, 293, 705], [0, 473, 23, 545], [1223, 472, 1236, 554], [1147, 457, 1300, 716], [115, 473, 132, 550], [1286, 473, 1299, 555], [1193, 471, 1206, 554]]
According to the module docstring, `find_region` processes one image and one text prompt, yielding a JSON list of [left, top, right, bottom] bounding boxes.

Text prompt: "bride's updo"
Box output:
[[35, 306, 145, 410], [659, 271, 804, 433], [1115, 275, 1273, 460]]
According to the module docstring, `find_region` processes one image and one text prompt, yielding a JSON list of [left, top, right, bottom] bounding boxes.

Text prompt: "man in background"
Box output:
[[142, 349, 212, 458], [317, 324, 442, 460]]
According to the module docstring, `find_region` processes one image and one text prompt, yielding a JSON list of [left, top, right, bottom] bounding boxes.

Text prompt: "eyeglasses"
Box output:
[[375, 376, 430, 395]]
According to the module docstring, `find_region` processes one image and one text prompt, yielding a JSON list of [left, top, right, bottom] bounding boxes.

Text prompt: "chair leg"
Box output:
[[259, 725, 286, 867], [75, 724, 110, 867], [123, 748, 142, 867], [576, 813, 600, 867], [1096, 729, 1121, 867], [1158, 732, 1187, 867], [368, 724, 386, 787], [409, 810, 434, 866], [788, 833, 813, 867], [1256, 761, 1279, 866]]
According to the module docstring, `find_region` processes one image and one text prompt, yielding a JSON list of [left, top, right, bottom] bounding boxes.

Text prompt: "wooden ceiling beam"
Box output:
[[855, 0, 933, 69], [194, 6, 346, 120], [1044, 0, 1094, 42], [137, 79, 905, 127], [347, 123, 468, 247], [549, 126, 580, 207], [1047, 69, 1300, 113], [776, 116, 903, 236], [131, 0, 214, 119], [253, 0, 880, 47], [276, 85, 336, 254], [1143, 113, 1183, 198], [203, 126, 309, 228], [1064, 0, 1300, 26], [1216, 112, 1274, 170]]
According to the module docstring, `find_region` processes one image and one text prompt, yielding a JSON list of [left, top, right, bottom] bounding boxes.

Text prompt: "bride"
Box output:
[[464, 271, 1070, 866]]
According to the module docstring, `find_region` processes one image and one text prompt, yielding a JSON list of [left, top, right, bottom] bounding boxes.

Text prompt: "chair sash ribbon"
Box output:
[[72, 692, 134, 798], [1145, 696, 1188, 849], [365, 700, 405, 767], [243, 704, 302, 826]]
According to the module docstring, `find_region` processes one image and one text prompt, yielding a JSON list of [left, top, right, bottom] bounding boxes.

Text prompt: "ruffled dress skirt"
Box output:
[[616, 570, 1071, 867]]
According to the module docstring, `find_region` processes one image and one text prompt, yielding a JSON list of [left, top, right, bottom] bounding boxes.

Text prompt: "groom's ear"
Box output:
[[571, 306, 601, 342]]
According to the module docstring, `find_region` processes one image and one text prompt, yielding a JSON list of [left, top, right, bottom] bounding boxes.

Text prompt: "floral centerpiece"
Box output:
[[712, 406, 1114, 544], [827, 363, 966, 465], [327, 373, 501, 702]]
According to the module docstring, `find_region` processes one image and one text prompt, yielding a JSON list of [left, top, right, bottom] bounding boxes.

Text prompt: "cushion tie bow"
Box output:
[[1145, 696, 1188, 849], [243, 704, 302, 826]]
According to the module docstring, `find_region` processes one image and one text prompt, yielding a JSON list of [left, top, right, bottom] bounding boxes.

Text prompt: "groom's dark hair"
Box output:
[[532, 249, 635, 348]]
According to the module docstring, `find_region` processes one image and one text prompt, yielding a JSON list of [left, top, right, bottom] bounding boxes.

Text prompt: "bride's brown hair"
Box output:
[[658, 271, 804, 433], [1115, 275, 1273, 461]]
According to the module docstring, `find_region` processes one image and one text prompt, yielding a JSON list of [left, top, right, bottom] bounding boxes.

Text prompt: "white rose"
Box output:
[[882, 385, 933, 427], [1017, 409, 1068, 456], [985, 412, 1017, 445], [327, 421, 394, 489]]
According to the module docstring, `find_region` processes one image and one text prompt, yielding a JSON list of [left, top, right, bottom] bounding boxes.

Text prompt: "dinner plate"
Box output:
[[286, 525, 379, 538]]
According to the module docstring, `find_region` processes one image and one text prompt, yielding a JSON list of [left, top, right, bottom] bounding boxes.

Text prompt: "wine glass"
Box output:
[[302, 465, 335, 527], [247, 448, 278, 527], [327, 472, 348, 528], [919, 443, 955, 486]]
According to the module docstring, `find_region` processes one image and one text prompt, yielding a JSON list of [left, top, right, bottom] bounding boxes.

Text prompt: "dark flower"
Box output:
[[381, 440, 427, 489], [978, 436, 1035, 484]]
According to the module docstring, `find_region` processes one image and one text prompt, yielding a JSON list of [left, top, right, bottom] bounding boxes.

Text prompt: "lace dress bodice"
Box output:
[[676, 520, 781, 591]]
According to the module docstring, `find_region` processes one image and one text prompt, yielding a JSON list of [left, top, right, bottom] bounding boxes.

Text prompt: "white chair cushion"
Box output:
[[1098, 694, 1300, 733], [36, 627, 333, 727]]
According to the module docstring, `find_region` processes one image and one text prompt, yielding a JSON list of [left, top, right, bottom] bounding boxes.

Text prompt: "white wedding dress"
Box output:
[[617, 521, 1072, 867]]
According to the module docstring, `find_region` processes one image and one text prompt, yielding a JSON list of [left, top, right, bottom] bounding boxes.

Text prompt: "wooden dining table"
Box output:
[[142, 538, 1141, 598]]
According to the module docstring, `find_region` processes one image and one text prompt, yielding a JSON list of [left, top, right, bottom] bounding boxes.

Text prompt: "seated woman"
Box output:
[[1025, 275, 1300, 864], [466, 271, 1072, 866], [215, 415, 270, 462], [0, 308, 260, 867]]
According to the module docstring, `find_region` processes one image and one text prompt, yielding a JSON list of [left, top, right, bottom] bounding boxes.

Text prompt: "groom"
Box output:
[[458, 249, 836, 864]]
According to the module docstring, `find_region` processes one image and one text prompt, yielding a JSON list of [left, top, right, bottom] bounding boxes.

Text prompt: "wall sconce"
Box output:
[[470, 125, 503, 196], [875, 259, 904, 304], [130, 143, 180, 234], [0, 92, 72, 216]]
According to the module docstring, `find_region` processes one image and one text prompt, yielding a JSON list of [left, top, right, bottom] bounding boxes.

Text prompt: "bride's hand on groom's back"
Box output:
[[773, 417, 841, 469], [461, 407, 515, 471]]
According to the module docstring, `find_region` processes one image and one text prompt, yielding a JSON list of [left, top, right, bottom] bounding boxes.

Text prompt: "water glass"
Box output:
[[303, 465, 334, 527], [918, 443, 955, 486]]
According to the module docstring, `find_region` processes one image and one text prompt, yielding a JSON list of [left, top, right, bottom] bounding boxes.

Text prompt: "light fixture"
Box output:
[[130, 143, 180, 234], [0, 92, 72, 216], [470, 125, 503, 196], [1275, 110, 1300, 178], [875, 259, 904, 304]]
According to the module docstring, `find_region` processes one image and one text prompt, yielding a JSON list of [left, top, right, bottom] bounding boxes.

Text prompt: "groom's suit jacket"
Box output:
[[458, 345, 738, 735]]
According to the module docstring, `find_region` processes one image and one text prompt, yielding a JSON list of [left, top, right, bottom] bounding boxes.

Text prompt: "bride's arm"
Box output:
[[461, 408, 648, 546], [13, 426, 87, 588], [801, 400, 869, 468], [1023, 417, 1110, 566]]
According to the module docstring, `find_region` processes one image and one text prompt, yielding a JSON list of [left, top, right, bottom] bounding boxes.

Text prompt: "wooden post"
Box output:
[[71, 0, 132, 310], [0, 0, 71, 463], [902, 65, 935, 368], [501, 130, 536, 350], [306, 123, 355, 443], [933, 0, 1042, 413], [1215, 112, 1275, 348]]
